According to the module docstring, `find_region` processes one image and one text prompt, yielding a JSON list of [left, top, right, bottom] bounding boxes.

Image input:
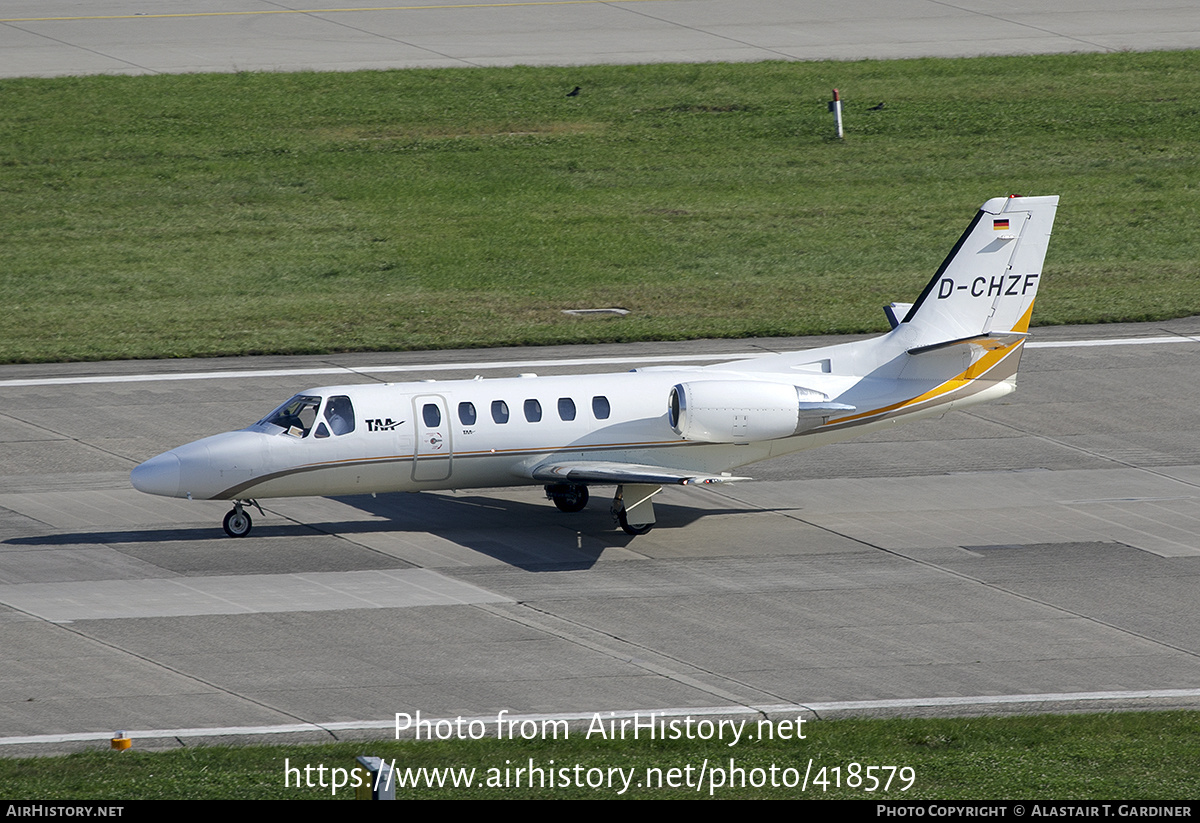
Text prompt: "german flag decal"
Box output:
[[993, 218, 1010, 230]]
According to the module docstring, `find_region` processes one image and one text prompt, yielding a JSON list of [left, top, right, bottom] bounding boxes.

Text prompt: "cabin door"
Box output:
[[412, 394, 452, 482]]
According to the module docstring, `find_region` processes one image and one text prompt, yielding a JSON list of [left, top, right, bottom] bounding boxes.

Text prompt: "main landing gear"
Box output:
[[222, 500, 263, 538], [611, 484, 661, 536], [545, 483, 589, 513], [544, 482, 661, 536]]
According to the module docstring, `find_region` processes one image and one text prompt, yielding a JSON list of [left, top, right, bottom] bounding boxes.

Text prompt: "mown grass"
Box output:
[[2, 712, 1197, 799], [2, 52, 1198, 363]]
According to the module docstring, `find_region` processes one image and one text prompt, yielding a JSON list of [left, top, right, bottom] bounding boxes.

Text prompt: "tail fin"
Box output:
[[900, 195, 1058, 351]]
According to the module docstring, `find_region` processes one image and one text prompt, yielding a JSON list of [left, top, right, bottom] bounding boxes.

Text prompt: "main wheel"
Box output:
[[616, 508, 653, 536], [223, 508, 252, 538], [547, 483, 589, 513]]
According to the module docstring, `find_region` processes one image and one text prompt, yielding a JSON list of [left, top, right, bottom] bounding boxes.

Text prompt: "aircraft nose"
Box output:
[[130, 452, 182, 497]]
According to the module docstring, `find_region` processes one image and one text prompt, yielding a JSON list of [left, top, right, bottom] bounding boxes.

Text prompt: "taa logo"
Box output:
[[366, 418, 402, 432]]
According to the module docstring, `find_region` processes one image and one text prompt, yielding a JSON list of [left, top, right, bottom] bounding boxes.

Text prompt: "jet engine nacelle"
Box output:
[[668, 380, 830, 444]]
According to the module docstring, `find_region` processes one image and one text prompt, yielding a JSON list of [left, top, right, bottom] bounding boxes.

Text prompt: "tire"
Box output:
[[548, 484, 589, 513], [223, 508, 252, 538], [617, 508, 653, 536]]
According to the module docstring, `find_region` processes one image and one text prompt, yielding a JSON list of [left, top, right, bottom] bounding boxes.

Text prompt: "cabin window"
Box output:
[[524, 399, 542, 422], [557, 397, 576, 421], [323, 395, 355, 436], [491, 400, 510, 424], [422, 403, 442, 427], [458, 402, 477, 426], [592, 395, 611, 420], [262, 394, 321, 438], [314, 422, 331, 439]]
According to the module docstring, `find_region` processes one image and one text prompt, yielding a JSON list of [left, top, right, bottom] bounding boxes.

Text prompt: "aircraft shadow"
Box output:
[[3, 493, 764, 572], [318, 492, 765, 570]]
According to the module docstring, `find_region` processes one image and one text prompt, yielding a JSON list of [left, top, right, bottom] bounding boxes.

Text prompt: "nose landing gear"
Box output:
[[222, 500, 263, 537]]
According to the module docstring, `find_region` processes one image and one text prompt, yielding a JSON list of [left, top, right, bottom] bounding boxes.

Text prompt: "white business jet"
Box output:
[[132, 195, 1058, 538]]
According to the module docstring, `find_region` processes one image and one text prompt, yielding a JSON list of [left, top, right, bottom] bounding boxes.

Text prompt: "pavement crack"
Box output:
[[925, 0, 1114, 53], [963, 409, 1200, 493], [705, 483, 1200, 663], [23, 619, 323, 732], [472, 600, 788, 706], [600, 1, 803, 61], [261, 0, 486, 68]]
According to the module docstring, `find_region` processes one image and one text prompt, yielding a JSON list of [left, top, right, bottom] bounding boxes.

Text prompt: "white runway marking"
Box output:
[[0, 353, 745, 388], [4, 689, 1199, 747], [1027, 335, 1200, 348], [2, 334, 1196, 388]]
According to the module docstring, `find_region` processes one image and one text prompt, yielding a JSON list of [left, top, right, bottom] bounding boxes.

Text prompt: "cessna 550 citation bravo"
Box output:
[[132, 195, 1058, 537]]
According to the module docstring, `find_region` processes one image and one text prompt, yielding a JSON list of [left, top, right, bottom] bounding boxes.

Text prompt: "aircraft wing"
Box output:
[[527, 461, 750, 486]]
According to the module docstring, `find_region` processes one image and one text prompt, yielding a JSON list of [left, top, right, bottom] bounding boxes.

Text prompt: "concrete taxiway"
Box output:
[[1, 319, 1199, 752], [1, 0, 1198, 78]]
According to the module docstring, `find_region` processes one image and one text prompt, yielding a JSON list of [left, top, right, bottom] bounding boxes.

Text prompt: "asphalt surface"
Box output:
[[2, 320, 1200, 754], [1, 0, 1198, 78]]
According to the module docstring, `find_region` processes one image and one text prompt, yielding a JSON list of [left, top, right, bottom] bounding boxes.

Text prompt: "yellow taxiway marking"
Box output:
[[1, 0, 671, 24]]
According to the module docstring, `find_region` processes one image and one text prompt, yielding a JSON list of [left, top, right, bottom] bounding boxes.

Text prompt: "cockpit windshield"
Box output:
[[260, 394, 322, 438]]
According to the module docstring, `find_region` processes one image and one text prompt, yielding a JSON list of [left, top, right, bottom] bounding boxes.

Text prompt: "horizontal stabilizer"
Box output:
[[884, 303, 914, 330], [527, 461, 750, 486], [907, 331, 1030, 356]]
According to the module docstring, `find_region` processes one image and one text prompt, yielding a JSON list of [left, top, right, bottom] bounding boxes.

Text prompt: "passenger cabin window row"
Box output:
[[453, 396, 610, 426], [266, 393, 609, 439]]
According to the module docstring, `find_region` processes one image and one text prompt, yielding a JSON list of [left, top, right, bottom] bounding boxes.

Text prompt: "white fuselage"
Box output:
[[129, 333, 1018, 503]]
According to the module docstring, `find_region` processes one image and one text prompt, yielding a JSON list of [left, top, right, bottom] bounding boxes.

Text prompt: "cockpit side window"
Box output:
[[262, 395, 322, 438], [324, 395, 355, 436]]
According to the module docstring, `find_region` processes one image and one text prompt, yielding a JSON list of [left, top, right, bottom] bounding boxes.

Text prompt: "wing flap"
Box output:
[[527, 461, 750, 486]]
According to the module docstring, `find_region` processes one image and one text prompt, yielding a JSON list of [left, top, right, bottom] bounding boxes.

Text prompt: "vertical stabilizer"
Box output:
[[901, 195, 1058, 349]]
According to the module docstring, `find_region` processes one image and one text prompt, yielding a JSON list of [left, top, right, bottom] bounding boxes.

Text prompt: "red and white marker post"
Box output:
[[828, 88, 844, 139]]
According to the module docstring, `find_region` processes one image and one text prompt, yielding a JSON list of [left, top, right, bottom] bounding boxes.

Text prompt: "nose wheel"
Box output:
[[222, 501, 261, 538]]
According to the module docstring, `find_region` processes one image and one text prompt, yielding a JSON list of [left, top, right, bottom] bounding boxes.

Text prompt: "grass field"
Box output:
[[3, 712, 1197, 799], [2, 51, 1198, 363]]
